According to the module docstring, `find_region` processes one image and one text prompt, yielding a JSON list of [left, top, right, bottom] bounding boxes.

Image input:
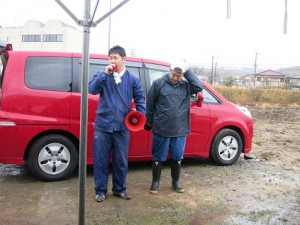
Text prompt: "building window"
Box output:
[[271, 78, 282, 82], [43, 34, 63, 42], [22, 35, 41, 42]]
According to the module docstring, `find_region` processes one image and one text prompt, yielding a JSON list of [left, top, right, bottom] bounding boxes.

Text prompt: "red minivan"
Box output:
[[0, 49, 253, 181]]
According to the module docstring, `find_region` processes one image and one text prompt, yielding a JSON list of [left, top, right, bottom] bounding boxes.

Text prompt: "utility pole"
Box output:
[[253, 52, 257, 87], [210, 56, 214, 85], [108, 0, 112, 51], [214, 61, 217, 85]]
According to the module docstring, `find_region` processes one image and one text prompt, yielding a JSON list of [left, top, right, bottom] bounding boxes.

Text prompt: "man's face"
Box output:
[[109, 53, 125, 72], [169, 69, 183, 84]]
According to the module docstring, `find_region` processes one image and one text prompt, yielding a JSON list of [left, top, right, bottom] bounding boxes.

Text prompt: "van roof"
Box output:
[[7, 50, 170, 67]]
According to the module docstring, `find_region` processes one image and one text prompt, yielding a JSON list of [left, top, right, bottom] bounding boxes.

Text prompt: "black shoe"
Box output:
[[113, 192, 131, 200]]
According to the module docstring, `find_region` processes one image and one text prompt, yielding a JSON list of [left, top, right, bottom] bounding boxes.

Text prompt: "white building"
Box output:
[[0, 20, 82, 52]]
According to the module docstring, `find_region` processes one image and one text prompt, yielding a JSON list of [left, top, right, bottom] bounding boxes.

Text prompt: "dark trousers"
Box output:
[[152, 133, 186, 162], [93, 129, 129, 195]]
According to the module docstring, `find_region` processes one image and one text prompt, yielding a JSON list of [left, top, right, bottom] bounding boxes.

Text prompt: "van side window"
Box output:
[[149, 69, 167, 86], [203, 88, 220, 104], [25, 57, 72, 91], [126, 67, 139, 79], [89, 64, 106, 82]]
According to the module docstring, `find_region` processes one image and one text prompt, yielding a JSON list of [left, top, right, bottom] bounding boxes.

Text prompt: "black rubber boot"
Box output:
[[149, 161, 163, 194], [171, 160, 185, 193]]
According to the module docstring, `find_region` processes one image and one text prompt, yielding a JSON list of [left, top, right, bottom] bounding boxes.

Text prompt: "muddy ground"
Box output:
[[0, 106, 300, 225]]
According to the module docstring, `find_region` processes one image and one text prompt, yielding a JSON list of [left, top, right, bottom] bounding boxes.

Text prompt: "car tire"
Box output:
[[210, 129, 242, 166], [28, 134, 78, 181]]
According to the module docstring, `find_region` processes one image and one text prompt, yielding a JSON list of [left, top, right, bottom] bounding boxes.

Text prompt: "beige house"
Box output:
[[255, 70, 287, 88], [234, 74, 253, 88], [0, 20, 82, 52]]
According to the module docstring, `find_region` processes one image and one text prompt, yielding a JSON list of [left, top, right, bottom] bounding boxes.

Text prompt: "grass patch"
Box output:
[[254, 139, 262, 146], [248, 210, 274, 223]]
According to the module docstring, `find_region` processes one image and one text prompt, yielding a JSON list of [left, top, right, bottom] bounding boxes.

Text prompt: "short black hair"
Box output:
[[108, 45, 126, 57], [173, 67, 183, 74]]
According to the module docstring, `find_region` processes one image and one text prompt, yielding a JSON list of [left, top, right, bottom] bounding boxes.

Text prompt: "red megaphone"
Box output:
[[125, 111, 146, 132]]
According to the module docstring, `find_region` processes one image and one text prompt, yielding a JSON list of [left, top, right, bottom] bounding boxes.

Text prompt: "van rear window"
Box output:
[[25, 57, 72, 92]]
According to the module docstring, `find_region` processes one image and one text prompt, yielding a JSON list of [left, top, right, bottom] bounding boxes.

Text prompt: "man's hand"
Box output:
[[105, 64, 117, 74], [144, 123, 152, 131], [170, 60, 188, 74]]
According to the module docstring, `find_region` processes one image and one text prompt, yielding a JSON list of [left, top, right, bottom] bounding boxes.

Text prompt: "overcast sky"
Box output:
[[1, 0, 300, 69]]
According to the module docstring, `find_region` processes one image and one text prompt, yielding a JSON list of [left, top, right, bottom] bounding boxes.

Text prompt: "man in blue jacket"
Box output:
[[89, 45, 146, 202], [145, 62, 203, 194]]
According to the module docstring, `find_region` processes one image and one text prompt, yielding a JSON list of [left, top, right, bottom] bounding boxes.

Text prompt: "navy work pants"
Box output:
[[93, 129, 129, 195]]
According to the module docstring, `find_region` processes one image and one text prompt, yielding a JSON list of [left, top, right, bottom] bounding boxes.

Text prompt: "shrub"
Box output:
[[213, 86, 300, 106]]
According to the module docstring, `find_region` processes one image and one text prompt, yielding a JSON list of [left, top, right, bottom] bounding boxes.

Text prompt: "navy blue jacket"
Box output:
[[89, 70, 146, 132]]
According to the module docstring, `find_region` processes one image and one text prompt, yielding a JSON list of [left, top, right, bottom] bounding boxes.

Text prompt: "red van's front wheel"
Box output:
[[210, 129, 243, 166]]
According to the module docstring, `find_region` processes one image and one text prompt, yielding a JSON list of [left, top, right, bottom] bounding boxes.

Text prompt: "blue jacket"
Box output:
[[89, 70, 146, 132]]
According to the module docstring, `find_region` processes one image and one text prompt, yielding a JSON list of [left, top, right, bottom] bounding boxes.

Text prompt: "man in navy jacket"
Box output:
[[89, 45, 146, 202]]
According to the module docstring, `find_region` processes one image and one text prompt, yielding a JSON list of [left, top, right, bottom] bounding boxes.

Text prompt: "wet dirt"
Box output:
[[0, 106, 300, 225]]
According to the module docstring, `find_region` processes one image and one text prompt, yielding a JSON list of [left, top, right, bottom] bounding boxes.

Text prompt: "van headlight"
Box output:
[[236, 105, 252, 118]]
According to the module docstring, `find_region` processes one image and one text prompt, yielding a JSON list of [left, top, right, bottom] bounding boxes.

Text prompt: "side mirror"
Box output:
[[196, 92, 204, 107]]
